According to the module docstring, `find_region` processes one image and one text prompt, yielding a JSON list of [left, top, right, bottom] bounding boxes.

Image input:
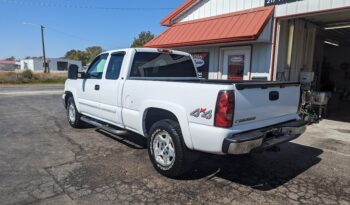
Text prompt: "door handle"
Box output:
[[94, 84, 100, 90]]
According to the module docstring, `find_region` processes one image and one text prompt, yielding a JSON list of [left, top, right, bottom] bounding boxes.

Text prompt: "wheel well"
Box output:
[[144, 108, 179, 136], [64, 91, 73, 108]]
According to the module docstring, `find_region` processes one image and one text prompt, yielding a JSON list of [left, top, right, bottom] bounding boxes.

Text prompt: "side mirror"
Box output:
[[68, 64, 79, 80]]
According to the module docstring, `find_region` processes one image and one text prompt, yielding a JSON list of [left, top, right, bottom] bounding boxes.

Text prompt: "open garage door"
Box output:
[[274, 9, 350, 122]]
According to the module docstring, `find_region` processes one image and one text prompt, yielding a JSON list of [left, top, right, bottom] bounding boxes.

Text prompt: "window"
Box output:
[[86, 53, 108, 79], [130, 52, 197, 78], [106, 52, 125, 80]]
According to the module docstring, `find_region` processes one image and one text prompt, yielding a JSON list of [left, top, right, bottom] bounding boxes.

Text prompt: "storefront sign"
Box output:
[[191, 52, 209, 79], [265, 0, 302, 6]]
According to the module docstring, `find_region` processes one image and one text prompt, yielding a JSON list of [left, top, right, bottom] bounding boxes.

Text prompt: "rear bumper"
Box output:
[[222, 120, 308, 154]]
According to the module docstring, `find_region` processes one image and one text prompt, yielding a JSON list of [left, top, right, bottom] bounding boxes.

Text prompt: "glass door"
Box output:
[[221, 46, 251, 80]]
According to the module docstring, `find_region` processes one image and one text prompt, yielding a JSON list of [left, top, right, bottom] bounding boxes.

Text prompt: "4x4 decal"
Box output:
[[190, 108, 212, 119]]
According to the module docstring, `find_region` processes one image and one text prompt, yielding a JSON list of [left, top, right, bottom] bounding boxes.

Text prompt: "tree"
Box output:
[[85, 46, 103, 63], [76, 50, 90, 66], [24, 56, 41, 59], [5, 56, 15, 60], [64, 46, 103, 66], [131, 31, 154, 48], [64, 49, 89, 66], [64, 49, 78, 60]]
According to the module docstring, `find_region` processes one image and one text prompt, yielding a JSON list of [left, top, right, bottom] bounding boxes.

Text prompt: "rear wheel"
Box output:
[[66, 96, 84, 128], [148, 119, 191, 178]]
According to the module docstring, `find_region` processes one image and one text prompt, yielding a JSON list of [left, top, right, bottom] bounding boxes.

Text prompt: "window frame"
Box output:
[[85, 53, 109, 79], [104, 51, 126, 80]]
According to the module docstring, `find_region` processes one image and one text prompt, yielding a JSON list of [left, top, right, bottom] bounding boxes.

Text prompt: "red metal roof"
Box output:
[[0, 60, 16, 64], [161, 0, 201, 26], [146, 6, 274, 48]]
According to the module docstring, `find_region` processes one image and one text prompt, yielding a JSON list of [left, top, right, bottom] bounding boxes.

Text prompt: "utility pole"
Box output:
[[41, 25, 49, 73]]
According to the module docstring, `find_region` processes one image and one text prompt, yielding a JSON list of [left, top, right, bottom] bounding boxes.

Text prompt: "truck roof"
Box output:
[[101, 48, 190, 56]]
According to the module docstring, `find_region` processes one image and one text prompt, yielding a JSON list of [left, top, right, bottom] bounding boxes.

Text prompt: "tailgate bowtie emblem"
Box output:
[[190, 108, 212, 119]]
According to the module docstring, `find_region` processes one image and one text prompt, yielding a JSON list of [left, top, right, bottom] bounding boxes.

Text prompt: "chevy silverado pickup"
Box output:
[[63, 48, 307, 178]]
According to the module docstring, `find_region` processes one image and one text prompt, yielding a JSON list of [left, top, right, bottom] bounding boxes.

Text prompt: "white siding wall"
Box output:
[[258, 18, 273, 42], [20, 58, 82, 71], [177, 42, 271, 80], [251, 43, 272, 79], [275, 0, 350, 17], [20, 59, 35, 71], [176, 0, 265, 23], [177, 0, 350, 22], [34, 59, 44, 71]]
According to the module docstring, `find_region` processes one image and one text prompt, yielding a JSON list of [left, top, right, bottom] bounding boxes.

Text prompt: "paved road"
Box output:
[[0, 87, 349, 204], [0, 85, 64, 96]]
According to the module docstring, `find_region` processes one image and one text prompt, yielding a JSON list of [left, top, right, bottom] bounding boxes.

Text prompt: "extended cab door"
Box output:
[[76, 53, 108, 117], [98, 52, 125, 126]]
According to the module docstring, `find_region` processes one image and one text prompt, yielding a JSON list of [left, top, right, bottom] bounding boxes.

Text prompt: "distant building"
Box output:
[[0, 60, 20, 71], [20, 58, 82, 71]]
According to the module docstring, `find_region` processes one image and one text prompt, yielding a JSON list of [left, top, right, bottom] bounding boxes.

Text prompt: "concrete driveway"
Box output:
[[0, 86, 349, 204]]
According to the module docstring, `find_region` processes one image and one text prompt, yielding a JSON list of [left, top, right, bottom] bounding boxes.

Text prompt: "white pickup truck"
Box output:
[[63, 48, 307, 178]]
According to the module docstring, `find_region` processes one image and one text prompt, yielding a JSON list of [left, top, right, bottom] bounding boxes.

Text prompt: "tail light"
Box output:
[[214, 91, 235, 128]]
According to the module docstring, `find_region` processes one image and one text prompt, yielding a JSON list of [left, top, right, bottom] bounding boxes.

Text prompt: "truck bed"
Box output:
[[128, 77, 300, 89]]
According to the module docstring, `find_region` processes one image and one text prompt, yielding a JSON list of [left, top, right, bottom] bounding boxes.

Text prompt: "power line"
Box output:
[[23, 22, 104, 45], [0, 0, 175, 10], [45, 26, 95, 43]]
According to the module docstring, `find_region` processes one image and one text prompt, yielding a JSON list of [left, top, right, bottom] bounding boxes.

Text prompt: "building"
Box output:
[[0, 60, 20, 71], [20, 58, 82, 71], [146, 0, 350, 122]]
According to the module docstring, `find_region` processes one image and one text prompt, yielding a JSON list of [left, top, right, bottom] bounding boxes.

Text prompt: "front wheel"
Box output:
[[66, 96, 85, 128], [148, 119, 191, 178]]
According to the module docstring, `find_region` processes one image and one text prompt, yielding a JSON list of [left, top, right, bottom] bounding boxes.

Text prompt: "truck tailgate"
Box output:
[[233, 82, 300, 126]]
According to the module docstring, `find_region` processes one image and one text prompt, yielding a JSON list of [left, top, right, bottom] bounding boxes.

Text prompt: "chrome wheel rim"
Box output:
[[68, 103, 76, 123], [153, 131, 175, 167]]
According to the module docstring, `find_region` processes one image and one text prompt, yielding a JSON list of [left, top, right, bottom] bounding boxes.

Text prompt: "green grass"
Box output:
[[0, 70, 67, 84]]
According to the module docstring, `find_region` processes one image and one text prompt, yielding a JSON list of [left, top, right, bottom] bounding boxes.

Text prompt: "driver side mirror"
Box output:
[[68, 64, 79, 80]]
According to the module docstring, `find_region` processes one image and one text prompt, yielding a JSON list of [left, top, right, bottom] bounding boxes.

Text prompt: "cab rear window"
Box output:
[[130, 52, 197, 78]]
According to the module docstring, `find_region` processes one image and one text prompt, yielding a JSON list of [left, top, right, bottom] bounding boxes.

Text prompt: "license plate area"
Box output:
[[262, 128, 282, 142]]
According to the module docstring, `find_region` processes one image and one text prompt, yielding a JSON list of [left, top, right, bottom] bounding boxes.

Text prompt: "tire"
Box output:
[[66, 96, 85, 128], [148, 119, 191, 178]]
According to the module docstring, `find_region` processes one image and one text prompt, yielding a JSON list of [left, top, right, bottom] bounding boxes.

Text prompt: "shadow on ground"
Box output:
[[94, 129, 323, 191], [184, 142, 322, 191]]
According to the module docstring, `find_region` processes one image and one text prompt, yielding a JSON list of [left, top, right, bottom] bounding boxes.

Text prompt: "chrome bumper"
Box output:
[[222, 120, 308, 154]]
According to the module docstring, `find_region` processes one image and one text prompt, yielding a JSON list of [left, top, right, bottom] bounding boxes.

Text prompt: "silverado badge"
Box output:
[[190, 108, 212, 119]]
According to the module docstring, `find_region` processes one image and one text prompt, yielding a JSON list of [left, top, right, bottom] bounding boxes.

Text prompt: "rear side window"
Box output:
[[105, 52, 125, 80], [130, 52, 197, 78]]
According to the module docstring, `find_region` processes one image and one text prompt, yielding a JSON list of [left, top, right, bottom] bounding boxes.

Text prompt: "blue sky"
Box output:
[[0, 0, 184, 59]]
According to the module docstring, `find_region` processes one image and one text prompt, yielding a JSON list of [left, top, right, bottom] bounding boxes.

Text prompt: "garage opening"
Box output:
[[275, 9, 350, 123]]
